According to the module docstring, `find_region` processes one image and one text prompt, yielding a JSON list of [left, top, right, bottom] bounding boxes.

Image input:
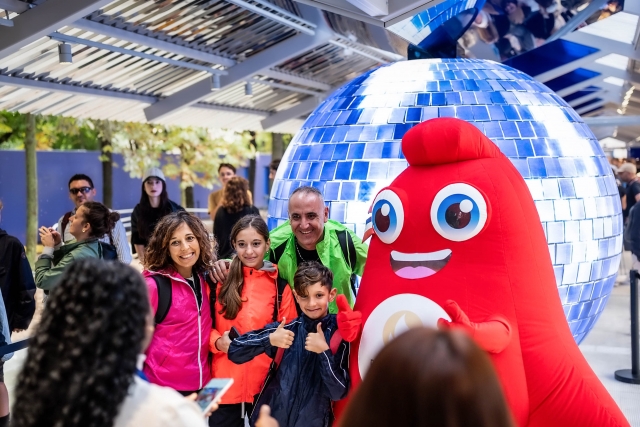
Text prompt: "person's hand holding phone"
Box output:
[[186, 394, 218, 417], [39, 226, 56, 248], [269, 318, 294, 349], [215, 331, 232, 353]]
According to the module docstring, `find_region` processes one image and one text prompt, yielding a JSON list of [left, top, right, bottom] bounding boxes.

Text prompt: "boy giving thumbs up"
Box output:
[[228, 262, 362, 427]]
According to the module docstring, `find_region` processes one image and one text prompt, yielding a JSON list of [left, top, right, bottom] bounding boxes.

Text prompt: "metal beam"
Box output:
[[144, 4, 334, 122], [547, 0, 608, 43], [556, 75, 606, 98], [0, 0, 113, 59], [261, 96, 321, 130], [582, 115, 640, 127], [49, 32, 227, 75], [0, 0, 29, 13], [224, 0, 316, 36], [587, 63, 640, 86], [625, 1, 640, 16], [575, 99, 607, 115], [563, 31, 640, 61], [0, 74, 272, 117], [72, 18, 235, 67], [568, 90, 605, 108], [0, 74, 157, 103], [535, 51, 606, 83], [260, 68, 331, 91]]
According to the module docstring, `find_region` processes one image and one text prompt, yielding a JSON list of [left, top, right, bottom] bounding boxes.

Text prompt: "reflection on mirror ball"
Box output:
[[268, 59, 622, 343]]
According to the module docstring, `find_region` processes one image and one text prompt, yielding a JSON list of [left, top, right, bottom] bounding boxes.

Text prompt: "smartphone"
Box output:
[[228, 326, 240, 341], [195, 378, 234, 413]]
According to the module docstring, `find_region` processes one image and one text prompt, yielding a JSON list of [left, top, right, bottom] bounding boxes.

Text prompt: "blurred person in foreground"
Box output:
[[12, 259, 210, 427], [0, 200, 36, 427], [337, 328, 515, 427]]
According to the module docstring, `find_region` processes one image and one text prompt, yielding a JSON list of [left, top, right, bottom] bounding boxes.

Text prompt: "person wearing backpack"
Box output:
[[57, 174, 131, 264], [36, 201, 120, 292], [141, 211, 214, 395], [208, 215, 297, 427], [212, 186, 368, 314]]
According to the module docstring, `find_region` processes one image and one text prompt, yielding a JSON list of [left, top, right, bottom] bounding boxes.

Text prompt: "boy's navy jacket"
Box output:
[[228, 313, 350, 427]]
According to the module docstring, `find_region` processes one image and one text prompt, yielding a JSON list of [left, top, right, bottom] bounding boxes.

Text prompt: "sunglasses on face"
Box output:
[[69, 187, 93, 195]]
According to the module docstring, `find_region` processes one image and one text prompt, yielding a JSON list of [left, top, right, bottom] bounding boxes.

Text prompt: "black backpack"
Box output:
[[269, 229, 358, 297], [152, 273, 289, 326]]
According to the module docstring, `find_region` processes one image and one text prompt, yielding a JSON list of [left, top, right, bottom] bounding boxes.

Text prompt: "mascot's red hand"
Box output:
[[438, 300, 512, 354], [336, 294, 362, 342]]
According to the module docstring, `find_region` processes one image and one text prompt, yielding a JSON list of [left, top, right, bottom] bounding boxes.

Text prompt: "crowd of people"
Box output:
[[460, 0, 624, 60], [0, 161, 518, 427]]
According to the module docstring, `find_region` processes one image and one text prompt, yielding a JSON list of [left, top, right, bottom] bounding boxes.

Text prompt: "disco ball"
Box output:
[[268, 59, 622, 343]]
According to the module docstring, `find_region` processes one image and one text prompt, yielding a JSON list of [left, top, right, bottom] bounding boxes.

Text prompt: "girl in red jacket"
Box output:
[[209, 215, 297, 427]]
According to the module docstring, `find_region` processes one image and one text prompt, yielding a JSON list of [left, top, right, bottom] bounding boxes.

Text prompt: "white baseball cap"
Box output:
[[143, 167, 166, 183]]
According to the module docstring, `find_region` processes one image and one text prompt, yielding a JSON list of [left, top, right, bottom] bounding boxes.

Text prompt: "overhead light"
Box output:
[[58, 43, 72, 64], [212, 74, 221, 90], [245, 82, 253, 97]]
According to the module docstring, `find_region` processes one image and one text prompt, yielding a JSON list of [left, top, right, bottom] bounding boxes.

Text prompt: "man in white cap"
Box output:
[[55, 174, 131, 264], [619, 162, 640, 223]]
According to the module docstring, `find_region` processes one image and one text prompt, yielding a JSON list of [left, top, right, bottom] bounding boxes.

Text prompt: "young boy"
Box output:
[[228, 261, 353, 427]]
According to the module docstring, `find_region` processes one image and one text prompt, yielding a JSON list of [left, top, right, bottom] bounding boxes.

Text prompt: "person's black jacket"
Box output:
[[0, 229, 36, 331], [130, 200, 184, 247], [625, 204, 640, 257], [213, 205, 260, 259], [228, 313, 350, 427]]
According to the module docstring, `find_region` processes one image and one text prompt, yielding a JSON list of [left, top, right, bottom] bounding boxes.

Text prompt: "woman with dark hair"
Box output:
[[213, 176, 260, 259], [12, 259, 208, 427], [209, 215, 296, 427], [142, 211, 215, 394], [338, 328, 515, 427], [131, 167, 184, 262], [36, 200, 120, 292]]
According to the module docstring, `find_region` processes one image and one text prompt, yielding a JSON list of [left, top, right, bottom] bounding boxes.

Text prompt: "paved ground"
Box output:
[[4, 260, 639, 424]]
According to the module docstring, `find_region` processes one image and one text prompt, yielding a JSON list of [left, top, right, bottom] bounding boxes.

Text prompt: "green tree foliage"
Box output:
[[110, 123, 255, 189]]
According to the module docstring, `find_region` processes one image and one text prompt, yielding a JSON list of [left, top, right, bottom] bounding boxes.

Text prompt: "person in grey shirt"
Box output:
[[56, 174, 132, 264]]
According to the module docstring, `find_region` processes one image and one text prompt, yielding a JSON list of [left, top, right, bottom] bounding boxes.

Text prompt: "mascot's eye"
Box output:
[[371, 189, 404, 244], [431, 183, 487, 242]]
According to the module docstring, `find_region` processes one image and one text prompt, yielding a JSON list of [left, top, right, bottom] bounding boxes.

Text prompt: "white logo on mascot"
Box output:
[[358, 293, 450, 378]]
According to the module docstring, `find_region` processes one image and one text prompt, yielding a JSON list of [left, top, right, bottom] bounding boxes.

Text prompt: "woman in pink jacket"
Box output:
[[142, 211, 215, 394]]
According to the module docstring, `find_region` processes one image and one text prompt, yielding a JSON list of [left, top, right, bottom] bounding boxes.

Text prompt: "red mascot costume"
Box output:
[[348, 117, 629, 427]]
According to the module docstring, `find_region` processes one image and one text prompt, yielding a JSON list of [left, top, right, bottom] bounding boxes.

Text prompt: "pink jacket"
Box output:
[[143, 268, 212, 391]]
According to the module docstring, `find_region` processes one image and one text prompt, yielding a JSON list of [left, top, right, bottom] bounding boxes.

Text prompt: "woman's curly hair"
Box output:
[[143, 211, 216, 274], [221, 176, 251, 214], [12, 259, 150, 427]]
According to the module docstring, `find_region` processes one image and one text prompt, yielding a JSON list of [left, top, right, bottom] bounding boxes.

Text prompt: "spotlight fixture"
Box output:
[[212, 74, 221, 90], [58, 43, 72, 64], [245, 82, 253, 97]]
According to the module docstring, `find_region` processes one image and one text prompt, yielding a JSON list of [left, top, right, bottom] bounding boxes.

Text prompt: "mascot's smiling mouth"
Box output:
[[390, 249, 452, 279]]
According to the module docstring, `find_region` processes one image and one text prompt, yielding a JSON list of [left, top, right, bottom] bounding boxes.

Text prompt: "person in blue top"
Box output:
[[228, 262, 351, 427]]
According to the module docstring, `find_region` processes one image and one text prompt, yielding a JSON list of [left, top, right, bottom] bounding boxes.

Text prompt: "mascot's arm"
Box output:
[[438, 300, 511, 353], [336, 294, 362, 342]]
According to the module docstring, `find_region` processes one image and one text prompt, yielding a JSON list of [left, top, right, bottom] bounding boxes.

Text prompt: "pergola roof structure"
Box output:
[[0, 0, 402, 133], [0, 0, 639, 142]]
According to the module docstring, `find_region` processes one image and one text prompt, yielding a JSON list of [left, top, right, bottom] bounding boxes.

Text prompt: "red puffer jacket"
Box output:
[[209, 262, 297, 404], [143, 267, 213, 392]]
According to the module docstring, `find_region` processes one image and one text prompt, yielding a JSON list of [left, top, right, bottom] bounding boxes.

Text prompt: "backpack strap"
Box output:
[[205, 273, 218, 330], [60, 211, 72, 237], [336, 229, 358, 297], [151, 275, 172, 325], [273, 276, 289, 323], [329, 330, 343, 354], [269, 241, 288, 265]]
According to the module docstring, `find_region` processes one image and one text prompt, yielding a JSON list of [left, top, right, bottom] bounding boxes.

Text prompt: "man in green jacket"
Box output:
[[212, 186, 368, 312]]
